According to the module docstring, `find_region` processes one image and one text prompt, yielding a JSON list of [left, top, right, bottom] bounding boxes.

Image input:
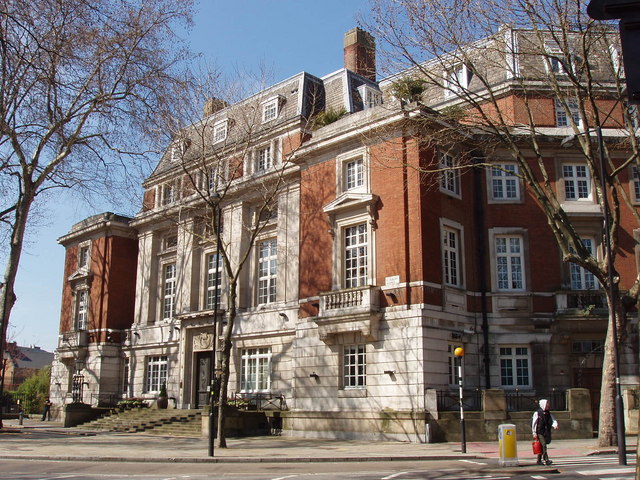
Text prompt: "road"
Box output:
[[0, 454, 635, 480]]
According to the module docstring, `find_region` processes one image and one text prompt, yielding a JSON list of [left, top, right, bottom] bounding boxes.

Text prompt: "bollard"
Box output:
[[498, 423, 518, 467], [19, 410, 23, 425]]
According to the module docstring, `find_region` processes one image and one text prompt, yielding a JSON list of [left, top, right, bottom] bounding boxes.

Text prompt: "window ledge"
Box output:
[[338, 388, 368, 398], [560, 202, 602, 216]]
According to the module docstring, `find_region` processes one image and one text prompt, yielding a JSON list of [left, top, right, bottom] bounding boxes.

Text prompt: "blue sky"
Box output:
[[9, 0, 370, 352]]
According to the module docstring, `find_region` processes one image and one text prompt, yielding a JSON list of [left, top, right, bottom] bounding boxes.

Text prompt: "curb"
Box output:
[[0, 454, 482, 463]]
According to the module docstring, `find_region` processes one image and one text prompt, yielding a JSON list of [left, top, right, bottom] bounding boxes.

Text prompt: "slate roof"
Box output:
[[5, 343, 54, 369]]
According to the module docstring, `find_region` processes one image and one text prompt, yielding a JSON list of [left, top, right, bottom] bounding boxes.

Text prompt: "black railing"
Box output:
[[505, 389, 567, 412], [566, 291, 606, 310], [436, 389, 482, 411], [228, 392, 287, 411], [4, 392, 40, 414]]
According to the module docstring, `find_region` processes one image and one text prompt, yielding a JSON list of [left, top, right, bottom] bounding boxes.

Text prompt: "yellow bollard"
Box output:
[[498, 423, 519, 467]]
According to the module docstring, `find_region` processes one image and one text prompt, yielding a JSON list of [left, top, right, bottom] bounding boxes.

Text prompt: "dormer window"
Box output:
[[445, 63, 471, 97], [170, 139, 188, 162], [262, 97, 281, 123], [545, 41, 570, 75], [357, 85, 382, 109], [213, 120, 228, 144]]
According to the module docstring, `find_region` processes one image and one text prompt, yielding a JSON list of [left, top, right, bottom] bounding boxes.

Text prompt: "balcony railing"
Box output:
[[58, 330, 89, 349], [316, 286, 382, 340], [319, 286, 380, 318], [556, 290, 607, 313]]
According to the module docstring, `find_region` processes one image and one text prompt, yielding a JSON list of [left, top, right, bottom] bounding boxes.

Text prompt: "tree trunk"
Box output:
[[0, 195, 33, 429], [215, 292, 237, 449], [597, 292, 625, 447]]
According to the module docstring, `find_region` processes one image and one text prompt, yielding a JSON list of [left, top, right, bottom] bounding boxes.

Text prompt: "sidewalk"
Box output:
[[0, 418, 635, 464]]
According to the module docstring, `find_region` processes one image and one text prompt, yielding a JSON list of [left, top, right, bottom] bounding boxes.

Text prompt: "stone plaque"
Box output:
[[193, 332, 213, 351]]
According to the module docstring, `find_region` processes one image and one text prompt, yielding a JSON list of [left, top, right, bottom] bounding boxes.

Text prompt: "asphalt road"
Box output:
[[0, 455, 635, 480]]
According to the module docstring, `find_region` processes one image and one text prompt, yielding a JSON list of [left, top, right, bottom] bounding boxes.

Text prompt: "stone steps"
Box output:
[[76, 408, 203, 436]]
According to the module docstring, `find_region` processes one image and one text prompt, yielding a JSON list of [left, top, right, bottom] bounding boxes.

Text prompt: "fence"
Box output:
[[505, 389, 567, 412], [229, 392, 287, 411], [436, 389, 483, 411], [436, 389, 567, 413], [4, 392, 43, 414]]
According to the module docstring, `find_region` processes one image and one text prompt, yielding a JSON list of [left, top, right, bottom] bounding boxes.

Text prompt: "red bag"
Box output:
[[532, 440, 542, 455]]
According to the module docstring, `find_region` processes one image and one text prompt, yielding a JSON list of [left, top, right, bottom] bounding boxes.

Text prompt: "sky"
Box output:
[[8, 0, 370, 352]]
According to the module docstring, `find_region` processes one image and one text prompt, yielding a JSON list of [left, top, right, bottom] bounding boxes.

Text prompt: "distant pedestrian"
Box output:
[[42, 397, 52, 421], [532, 398, 559, 465]]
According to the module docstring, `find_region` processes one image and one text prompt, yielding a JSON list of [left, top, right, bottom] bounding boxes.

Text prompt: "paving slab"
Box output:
[[0, 418, 636, 465]]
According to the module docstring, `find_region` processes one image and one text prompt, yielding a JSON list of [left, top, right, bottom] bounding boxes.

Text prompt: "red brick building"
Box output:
[[51, 27, 639, 440]]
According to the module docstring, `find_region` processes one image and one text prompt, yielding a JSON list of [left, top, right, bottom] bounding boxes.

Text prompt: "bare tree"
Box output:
[[365, 0, 639, 447], [0, 0, 194, 427], [150, 70, 320, 448]]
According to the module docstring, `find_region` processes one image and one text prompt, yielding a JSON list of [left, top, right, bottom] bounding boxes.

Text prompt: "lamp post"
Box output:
[[208, 195, 222, 458], [454, 346, 466, 453], [596, 126, 627, 465]]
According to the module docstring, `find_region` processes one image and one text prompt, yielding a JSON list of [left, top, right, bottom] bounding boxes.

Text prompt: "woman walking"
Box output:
[[532, 398, 559, 465]]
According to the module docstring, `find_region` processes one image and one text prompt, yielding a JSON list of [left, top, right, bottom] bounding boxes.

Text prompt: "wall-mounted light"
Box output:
[[383, 370, 396, 375], [133, 332, 140, 337], [309, 372, 319, 379], [385, 292, 398, 303], [278, 312, 289, 321], [173, 326, 180, 331]]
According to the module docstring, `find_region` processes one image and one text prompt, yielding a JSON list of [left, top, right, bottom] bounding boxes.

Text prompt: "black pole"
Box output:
[[208, 199, 222, 457], [457, 356, 466, 453], [597, 126, 627, 465], [472, 157, 491, 388]]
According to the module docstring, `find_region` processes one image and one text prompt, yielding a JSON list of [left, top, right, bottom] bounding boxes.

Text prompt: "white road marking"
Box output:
[[381, 473, 411, 480], [575, 467, 635, 475], [459, 459, 488, 465], [531, 476, 547, 479]]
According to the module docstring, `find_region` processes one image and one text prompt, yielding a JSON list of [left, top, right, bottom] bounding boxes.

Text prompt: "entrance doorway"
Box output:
[[574, 367, 601, 434], [195, 352, 211, 409]]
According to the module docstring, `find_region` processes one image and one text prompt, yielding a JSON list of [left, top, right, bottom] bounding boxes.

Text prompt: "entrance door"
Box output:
[[195, 352, 211, 409], [574, 367, 601, 434]]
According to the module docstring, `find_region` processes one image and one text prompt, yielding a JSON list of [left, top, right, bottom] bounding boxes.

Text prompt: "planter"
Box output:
[[156, 396, 168, 409]]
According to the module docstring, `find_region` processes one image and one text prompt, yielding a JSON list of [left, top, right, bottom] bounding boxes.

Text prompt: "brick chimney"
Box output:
[[203, 97, 228, 117], [344, 28, 376, 81]]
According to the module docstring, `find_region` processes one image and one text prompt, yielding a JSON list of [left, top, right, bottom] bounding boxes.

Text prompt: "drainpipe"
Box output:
[[472, 157, 491, 388]]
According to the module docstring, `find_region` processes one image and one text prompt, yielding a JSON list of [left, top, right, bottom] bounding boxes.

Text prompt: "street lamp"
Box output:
[[208, 194, 222, 458], [454, 346, 466, 453]]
